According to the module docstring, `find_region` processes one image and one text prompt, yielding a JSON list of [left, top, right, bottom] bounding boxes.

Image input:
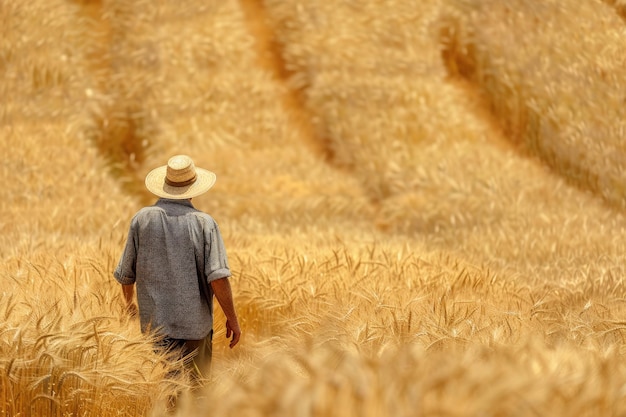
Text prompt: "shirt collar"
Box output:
[[155, 198, 195, 208]]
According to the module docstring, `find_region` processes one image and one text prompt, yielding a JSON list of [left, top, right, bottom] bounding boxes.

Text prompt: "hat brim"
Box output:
[[145, 166, 216, 199]]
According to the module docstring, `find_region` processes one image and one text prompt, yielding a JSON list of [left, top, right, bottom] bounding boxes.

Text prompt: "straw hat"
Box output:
[[145, 155, 216, 199]]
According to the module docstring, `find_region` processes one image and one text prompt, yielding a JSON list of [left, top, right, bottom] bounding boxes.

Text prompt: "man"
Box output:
[[114, 154, 241, 381]]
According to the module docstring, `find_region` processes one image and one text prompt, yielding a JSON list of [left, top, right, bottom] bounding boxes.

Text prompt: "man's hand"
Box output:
[[211, 278, 242, 349], [225, 319, 241, 348], [122, 284, 137, 317]]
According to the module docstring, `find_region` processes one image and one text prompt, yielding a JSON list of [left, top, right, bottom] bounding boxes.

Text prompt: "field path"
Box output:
[[0, 0, 138, 258], [259, 0, 626, 280], [237, 0, 332, 161], [442, 0, 626, 209], [84, 0, 379, 238]]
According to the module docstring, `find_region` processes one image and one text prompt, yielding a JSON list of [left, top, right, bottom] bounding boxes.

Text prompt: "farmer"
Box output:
[[113, 154, 241, 381]]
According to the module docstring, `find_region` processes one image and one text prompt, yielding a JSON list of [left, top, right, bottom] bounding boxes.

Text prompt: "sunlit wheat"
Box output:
[[2, 0, 626, 416]]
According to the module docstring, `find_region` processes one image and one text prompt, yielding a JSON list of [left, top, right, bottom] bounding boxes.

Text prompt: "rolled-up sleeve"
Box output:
[[205, 221, 231, 282], [114, 219, 138, 285]]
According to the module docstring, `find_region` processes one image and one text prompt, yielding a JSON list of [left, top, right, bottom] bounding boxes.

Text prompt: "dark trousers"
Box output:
[[157, 330, 213, 383]]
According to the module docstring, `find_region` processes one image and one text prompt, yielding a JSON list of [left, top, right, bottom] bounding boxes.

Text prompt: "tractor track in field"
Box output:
[[237, 0, 336, 163], [76, 0, 154, 206]]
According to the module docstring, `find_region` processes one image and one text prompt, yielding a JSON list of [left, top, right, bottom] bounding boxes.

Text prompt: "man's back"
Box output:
[[115, 198, 230, 339]]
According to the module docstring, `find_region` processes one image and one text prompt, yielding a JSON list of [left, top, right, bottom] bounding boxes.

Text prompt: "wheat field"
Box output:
[[2, 0, 626, 416]]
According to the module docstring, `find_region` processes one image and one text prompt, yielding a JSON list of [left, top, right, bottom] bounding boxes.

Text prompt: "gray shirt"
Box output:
[[114, 198, 231, 339]]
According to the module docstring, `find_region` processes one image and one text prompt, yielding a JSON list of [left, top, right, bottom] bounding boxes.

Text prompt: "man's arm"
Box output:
[[122, 284, 138, 316], [211, 278, 241, 348]]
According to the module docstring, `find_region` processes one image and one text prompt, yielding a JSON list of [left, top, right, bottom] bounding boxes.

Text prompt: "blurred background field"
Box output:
[[2, 0, 626, 416]]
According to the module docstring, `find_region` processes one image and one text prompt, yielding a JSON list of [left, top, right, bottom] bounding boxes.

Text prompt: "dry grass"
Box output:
[[3, 0, 626, 416]]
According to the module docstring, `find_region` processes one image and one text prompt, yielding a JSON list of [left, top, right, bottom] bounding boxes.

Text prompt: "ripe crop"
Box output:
[[2, 0, 626, 416]]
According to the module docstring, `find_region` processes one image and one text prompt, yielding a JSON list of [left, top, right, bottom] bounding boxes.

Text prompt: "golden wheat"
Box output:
[[97, 0, 376, 236], [0, 250, 188, 416], [3, 0, 626, 416], [0, 1, 186, 415], [262, 0, 626, 282], [442, 0, 626, 208]]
